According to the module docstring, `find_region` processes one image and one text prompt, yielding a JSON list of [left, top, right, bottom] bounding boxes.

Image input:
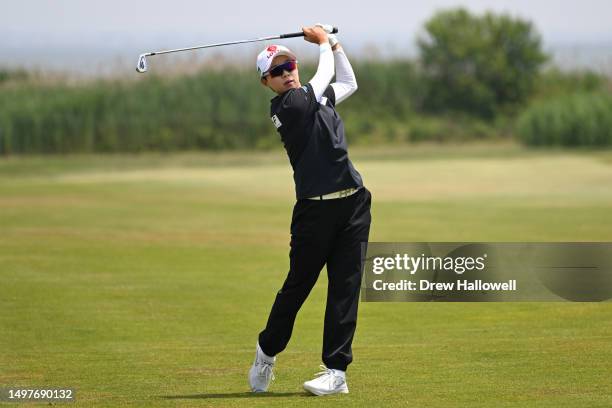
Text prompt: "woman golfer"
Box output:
[[249, 24, 372, 396]]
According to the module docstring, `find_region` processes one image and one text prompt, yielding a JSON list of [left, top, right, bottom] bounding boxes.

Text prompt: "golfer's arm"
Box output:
[[330, 46, 358, 104], [309, 42, 334, 102]]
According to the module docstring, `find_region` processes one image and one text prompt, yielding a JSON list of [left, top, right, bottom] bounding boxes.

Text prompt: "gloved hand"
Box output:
[[316, 23, 338, 47], [303, 26, 329, 45]]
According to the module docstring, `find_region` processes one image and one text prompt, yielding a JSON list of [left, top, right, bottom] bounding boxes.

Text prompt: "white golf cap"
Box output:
[[256, 45, 297, 77]]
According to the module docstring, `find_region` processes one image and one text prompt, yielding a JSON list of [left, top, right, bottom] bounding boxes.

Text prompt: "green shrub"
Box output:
[[534, 68, 607, 100], [0, 68, 29, 84], [517, 92, 612, 146]]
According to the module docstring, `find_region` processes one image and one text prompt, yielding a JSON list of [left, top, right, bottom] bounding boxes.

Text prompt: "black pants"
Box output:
[[258, 187, 372, 371]]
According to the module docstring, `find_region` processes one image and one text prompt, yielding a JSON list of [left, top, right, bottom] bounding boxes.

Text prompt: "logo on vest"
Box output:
[[271, 114, 282, 129]]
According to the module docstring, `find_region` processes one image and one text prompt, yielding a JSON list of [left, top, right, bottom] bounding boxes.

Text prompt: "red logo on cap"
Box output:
[[266, 45, 278, 59]]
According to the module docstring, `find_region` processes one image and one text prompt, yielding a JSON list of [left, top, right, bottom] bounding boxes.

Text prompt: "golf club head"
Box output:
[[136, 54, 148, 73]]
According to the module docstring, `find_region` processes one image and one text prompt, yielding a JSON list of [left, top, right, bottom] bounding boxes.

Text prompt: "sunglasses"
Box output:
[[266, 60, 298, 78]]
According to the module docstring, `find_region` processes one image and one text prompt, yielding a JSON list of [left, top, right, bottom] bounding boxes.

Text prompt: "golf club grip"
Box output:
[[279, 27, 339, 39], [279, 32, 305, 39]]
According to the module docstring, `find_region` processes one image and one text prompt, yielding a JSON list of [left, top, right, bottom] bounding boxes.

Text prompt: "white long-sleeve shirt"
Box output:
[[309, 43, 358, 104], [330, 47, 358, 104]]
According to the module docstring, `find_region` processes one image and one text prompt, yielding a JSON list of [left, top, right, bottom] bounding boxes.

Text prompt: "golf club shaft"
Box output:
[[144, 28, 338, 57]]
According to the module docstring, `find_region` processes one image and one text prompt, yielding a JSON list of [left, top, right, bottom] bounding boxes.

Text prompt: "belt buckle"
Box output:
[[338, 188, 352, 198]]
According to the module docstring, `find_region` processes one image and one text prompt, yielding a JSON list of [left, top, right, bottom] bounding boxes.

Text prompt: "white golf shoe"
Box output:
[[248, 342, 276, 392], [303, 365, 349, 396]]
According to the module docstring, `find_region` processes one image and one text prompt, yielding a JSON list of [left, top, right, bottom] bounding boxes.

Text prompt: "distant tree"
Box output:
[[417, 8, 548, 118]]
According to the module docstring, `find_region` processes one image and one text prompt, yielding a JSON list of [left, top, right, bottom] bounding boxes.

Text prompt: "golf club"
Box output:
[[136, 27, 339, 73]]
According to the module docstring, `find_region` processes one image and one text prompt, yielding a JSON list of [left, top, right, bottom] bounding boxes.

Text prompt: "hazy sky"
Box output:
[[2, 0, 612, 73]]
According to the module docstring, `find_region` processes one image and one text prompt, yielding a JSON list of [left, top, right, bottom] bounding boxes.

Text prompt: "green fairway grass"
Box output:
[[1, 143, 611, 407]]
